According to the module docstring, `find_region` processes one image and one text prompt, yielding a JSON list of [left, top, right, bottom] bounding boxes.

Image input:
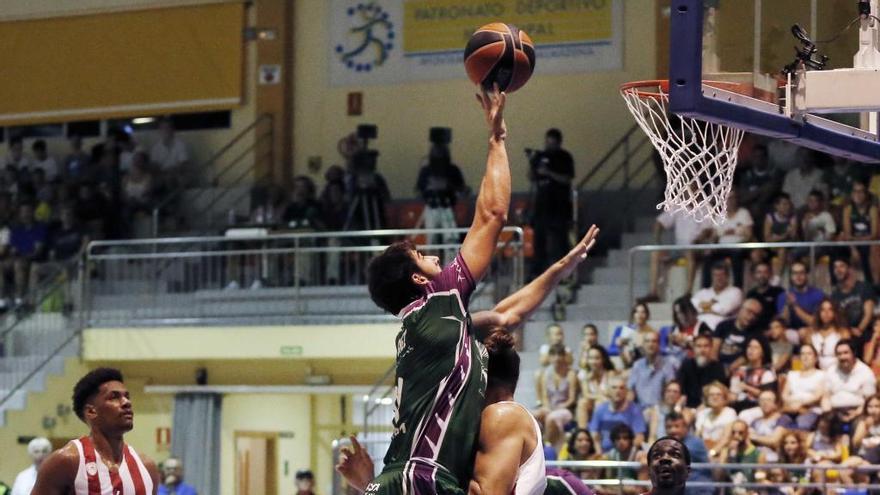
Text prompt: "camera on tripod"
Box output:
[[352, 124, 379, 176]]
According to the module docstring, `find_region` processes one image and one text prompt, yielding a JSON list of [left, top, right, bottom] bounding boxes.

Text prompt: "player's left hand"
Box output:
[[336, 436, 375, 493]]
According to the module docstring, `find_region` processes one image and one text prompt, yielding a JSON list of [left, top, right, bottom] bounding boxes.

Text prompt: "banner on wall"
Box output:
[[328, 0, 623, 87]]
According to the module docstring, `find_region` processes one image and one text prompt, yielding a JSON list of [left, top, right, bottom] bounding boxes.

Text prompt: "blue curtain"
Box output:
[[171, 393, 222, 494]]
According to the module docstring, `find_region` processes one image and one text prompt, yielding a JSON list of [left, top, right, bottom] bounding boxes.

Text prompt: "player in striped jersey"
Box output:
[[32, 367, 160, 495]]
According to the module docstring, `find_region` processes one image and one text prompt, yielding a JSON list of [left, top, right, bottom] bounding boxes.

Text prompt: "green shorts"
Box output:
[[365, 460, 466, 495]]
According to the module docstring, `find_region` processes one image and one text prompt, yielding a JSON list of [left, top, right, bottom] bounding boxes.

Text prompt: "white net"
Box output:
[[620, 81, 744, 224]]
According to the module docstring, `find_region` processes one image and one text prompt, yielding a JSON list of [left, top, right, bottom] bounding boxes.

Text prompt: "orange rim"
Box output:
[[620, 79, 750, 100]]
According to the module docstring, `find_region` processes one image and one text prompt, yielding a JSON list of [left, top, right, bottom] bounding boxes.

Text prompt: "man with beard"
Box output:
[[31, 367, 160, 494], [744, 262, 783, 332], [676, 334, 728, 409]]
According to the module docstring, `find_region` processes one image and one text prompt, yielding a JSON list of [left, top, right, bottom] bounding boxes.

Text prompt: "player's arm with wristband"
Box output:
[[459, 86, 509, 283], [471, 226, 599, 338]]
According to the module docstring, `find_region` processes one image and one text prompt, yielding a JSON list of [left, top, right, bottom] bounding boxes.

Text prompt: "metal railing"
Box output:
[[0, 261, 84, 411], [151, 113, 274, 237], [84, 227, 524, 327], [627, 238, 880, 305]]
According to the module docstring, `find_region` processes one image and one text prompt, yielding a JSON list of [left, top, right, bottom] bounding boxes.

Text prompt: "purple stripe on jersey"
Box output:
[[546, 468, 595, 495], [409, 460, 439, 494], [410, 315, 472, 460]]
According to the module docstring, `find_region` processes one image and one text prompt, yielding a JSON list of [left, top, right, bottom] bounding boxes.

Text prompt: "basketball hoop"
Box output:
[[620, 80, 746, 224]]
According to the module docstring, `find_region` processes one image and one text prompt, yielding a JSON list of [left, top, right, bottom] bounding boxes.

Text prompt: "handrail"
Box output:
[[575, 124, 645, 190], [627, 238, 880, 304], [151, 113, 274, 236], [0, 261, 72, 346]]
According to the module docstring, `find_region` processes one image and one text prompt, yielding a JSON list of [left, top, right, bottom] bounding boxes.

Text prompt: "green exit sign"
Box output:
[[280, 346, 303, 356]]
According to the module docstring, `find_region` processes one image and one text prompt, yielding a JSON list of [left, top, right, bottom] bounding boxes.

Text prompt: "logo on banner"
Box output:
[[334, 2, 396, 73]]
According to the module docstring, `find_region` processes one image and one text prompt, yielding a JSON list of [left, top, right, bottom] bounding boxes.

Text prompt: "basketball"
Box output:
[[464, 23, 535, 93]]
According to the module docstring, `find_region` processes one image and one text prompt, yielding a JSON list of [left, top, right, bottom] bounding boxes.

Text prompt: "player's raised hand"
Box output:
[[558, 224, 599, 277], [476, 83, 507, 142], [335, 436, 374, 493]]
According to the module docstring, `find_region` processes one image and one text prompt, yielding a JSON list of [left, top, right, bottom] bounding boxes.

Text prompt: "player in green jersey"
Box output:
[[365, 86, 509, 494]]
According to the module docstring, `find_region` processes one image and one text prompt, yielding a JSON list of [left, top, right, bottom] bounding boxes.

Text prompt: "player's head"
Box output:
[[72, 367, 133, 433], [484, 331, 520, 397], [647, 436, 691, 493], [367, 240, 442, 314]]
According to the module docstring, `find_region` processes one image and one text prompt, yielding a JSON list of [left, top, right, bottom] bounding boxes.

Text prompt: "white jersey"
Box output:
[[498, 401, 547, 495], [71, 436, 154, 495]]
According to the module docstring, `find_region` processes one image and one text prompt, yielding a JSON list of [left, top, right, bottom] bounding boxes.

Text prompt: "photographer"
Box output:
[[415, 128, 468, 252], [528, 128, 575, 279]]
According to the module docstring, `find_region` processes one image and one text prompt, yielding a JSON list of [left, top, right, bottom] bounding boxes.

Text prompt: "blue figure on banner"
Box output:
[[335, 2, 395, 72]]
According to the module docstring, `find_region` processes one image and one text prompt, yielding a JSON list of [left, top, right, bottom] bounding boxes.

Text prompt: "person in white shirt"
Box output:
[[782, 151, 829, 209], [149, 118, 190, 185], [11, 437, 51, 495], [696, 190, 753, 288], [823, 340, 877, 423], [31, 140, 58, 181], [3, 136, 32, 170], [645, 209, 703, 300], [691, 262, 743, 330]]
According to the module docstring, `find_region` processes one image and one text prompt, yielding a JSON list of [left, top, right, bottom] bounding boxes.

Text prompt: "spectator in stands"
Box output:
[[10, 202, 47, 306], [416, 141, 467, 247], [806, 412, 849, 465], [766, 318, 793, 373], [695, 381, 737, 456], [295, 469, 316, 495], [749, 390, 795, 462], [645, 209, 703, 301], [48, 205, 86, 263], [528, 128, 575, 279], [122, 154, 155, 220], [840, 179, 879, 284], [62, 135, 91, 183], [602, 423, 644, 488], [696, 190, 754, 288], [862, 319, 880, 375], [762, 193, 798, 277], [75, 182, 109, 240], [535, 343, 577, 451], [738, 143, 783, 223], [647, 380, 694, 443], [282, 176, 322, 230], [782, 150, 829, 209], [538, 323, 569, 367], [826, 158, 863, 209], [628, 331, 678, 408], [3, 136, 32, 170], [11, 437, 51, 495], [800, 190, 836, 245], [664, 411, 713, 495], [746, 262, 784, 332], [614, 303, 660, 367], [729, 337, 776, 412], [579, 323, 599, 359], [717, 419, 765, 482], [665, 296, 713, 359], [559, 428, 603, 480], [782, 345, 825, 430], [823, 340, 877, 424], [678, 334, 728, 409], [831, 257, 875, 353], [776, 261, 824, 330], [800, 298, 850, 370], [590, 376, 646, 453], [777, 430, 809, 466], [150, 118, 190, 187], [712, 298, 762, 369], [576, 344, 616, 428], [157, 457, 197, 495], [320, 179, 347, 232], [853, 394, 880, 464], [30, 140, 58, 181], [693, 262, 743, 331]]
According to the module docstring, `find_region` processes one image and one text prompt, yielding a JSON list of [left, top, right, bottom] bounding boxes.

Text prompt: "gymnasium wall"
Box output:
[[290, 0, 657, 197]]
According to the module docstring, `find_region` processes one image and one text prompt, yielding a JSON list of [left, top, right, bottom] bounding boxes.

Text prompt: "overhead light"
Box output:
[[132, 117, 155, 125], [244, 27, 276, 41]]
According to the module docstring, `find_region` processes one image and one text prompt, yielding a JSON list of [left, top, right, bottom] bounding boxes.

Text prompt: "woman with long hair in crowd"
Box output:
[[800, 298, 850, 370], [575, 344, 616, 428], [609, 302, 657, 367], [781, 344, 826, 430], [535, 343, 577, 452], [559, 428, 603, 480], [729, 337, 777, 412], [695, 381, 737, 459], [853, 395, 880, 464]]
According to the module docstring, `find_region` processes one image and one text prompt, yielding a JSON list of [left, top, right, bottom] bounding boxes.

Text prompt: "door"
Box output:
[[235, 432, 278, 495]]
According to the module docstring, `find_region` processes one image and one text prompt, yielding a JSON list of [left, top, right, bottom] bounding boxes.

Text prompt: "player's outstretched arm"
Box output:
[[471, 403, 528, 495], [460, 86, 510, 282], [31, 445, 78, 495], [472, 226, 599, 333]]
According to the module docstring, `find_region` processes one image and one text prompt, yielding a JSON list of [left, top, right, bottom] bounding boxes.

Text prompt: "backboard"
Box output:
[[666, 0, 880, 162]]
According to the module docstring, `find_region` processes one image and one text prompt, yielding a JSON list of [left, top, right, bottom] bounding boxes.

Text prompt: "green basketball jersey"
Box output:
[[381, 253, 488, 492]]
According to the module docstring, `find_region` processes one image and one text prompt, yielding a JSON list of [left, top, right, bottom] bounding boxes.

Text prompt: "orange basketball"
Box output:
[[464, 23, 535, 93]]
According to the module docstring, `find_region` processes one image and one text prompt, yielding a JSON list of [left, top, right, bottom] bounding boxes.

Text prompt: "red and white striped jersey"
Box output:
[[71, 436, 154, 495]]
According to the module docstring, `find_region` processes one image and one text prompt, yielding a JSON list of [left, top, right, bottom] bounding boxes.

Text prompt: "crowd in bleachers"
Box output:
[[0, 118, 188, 310], [534, 140, 880, 492]]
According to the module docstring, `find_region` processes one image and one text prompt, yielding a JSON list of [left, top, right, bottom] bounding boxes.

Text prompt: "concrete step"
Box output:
[[591, 265, 650, 285]]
